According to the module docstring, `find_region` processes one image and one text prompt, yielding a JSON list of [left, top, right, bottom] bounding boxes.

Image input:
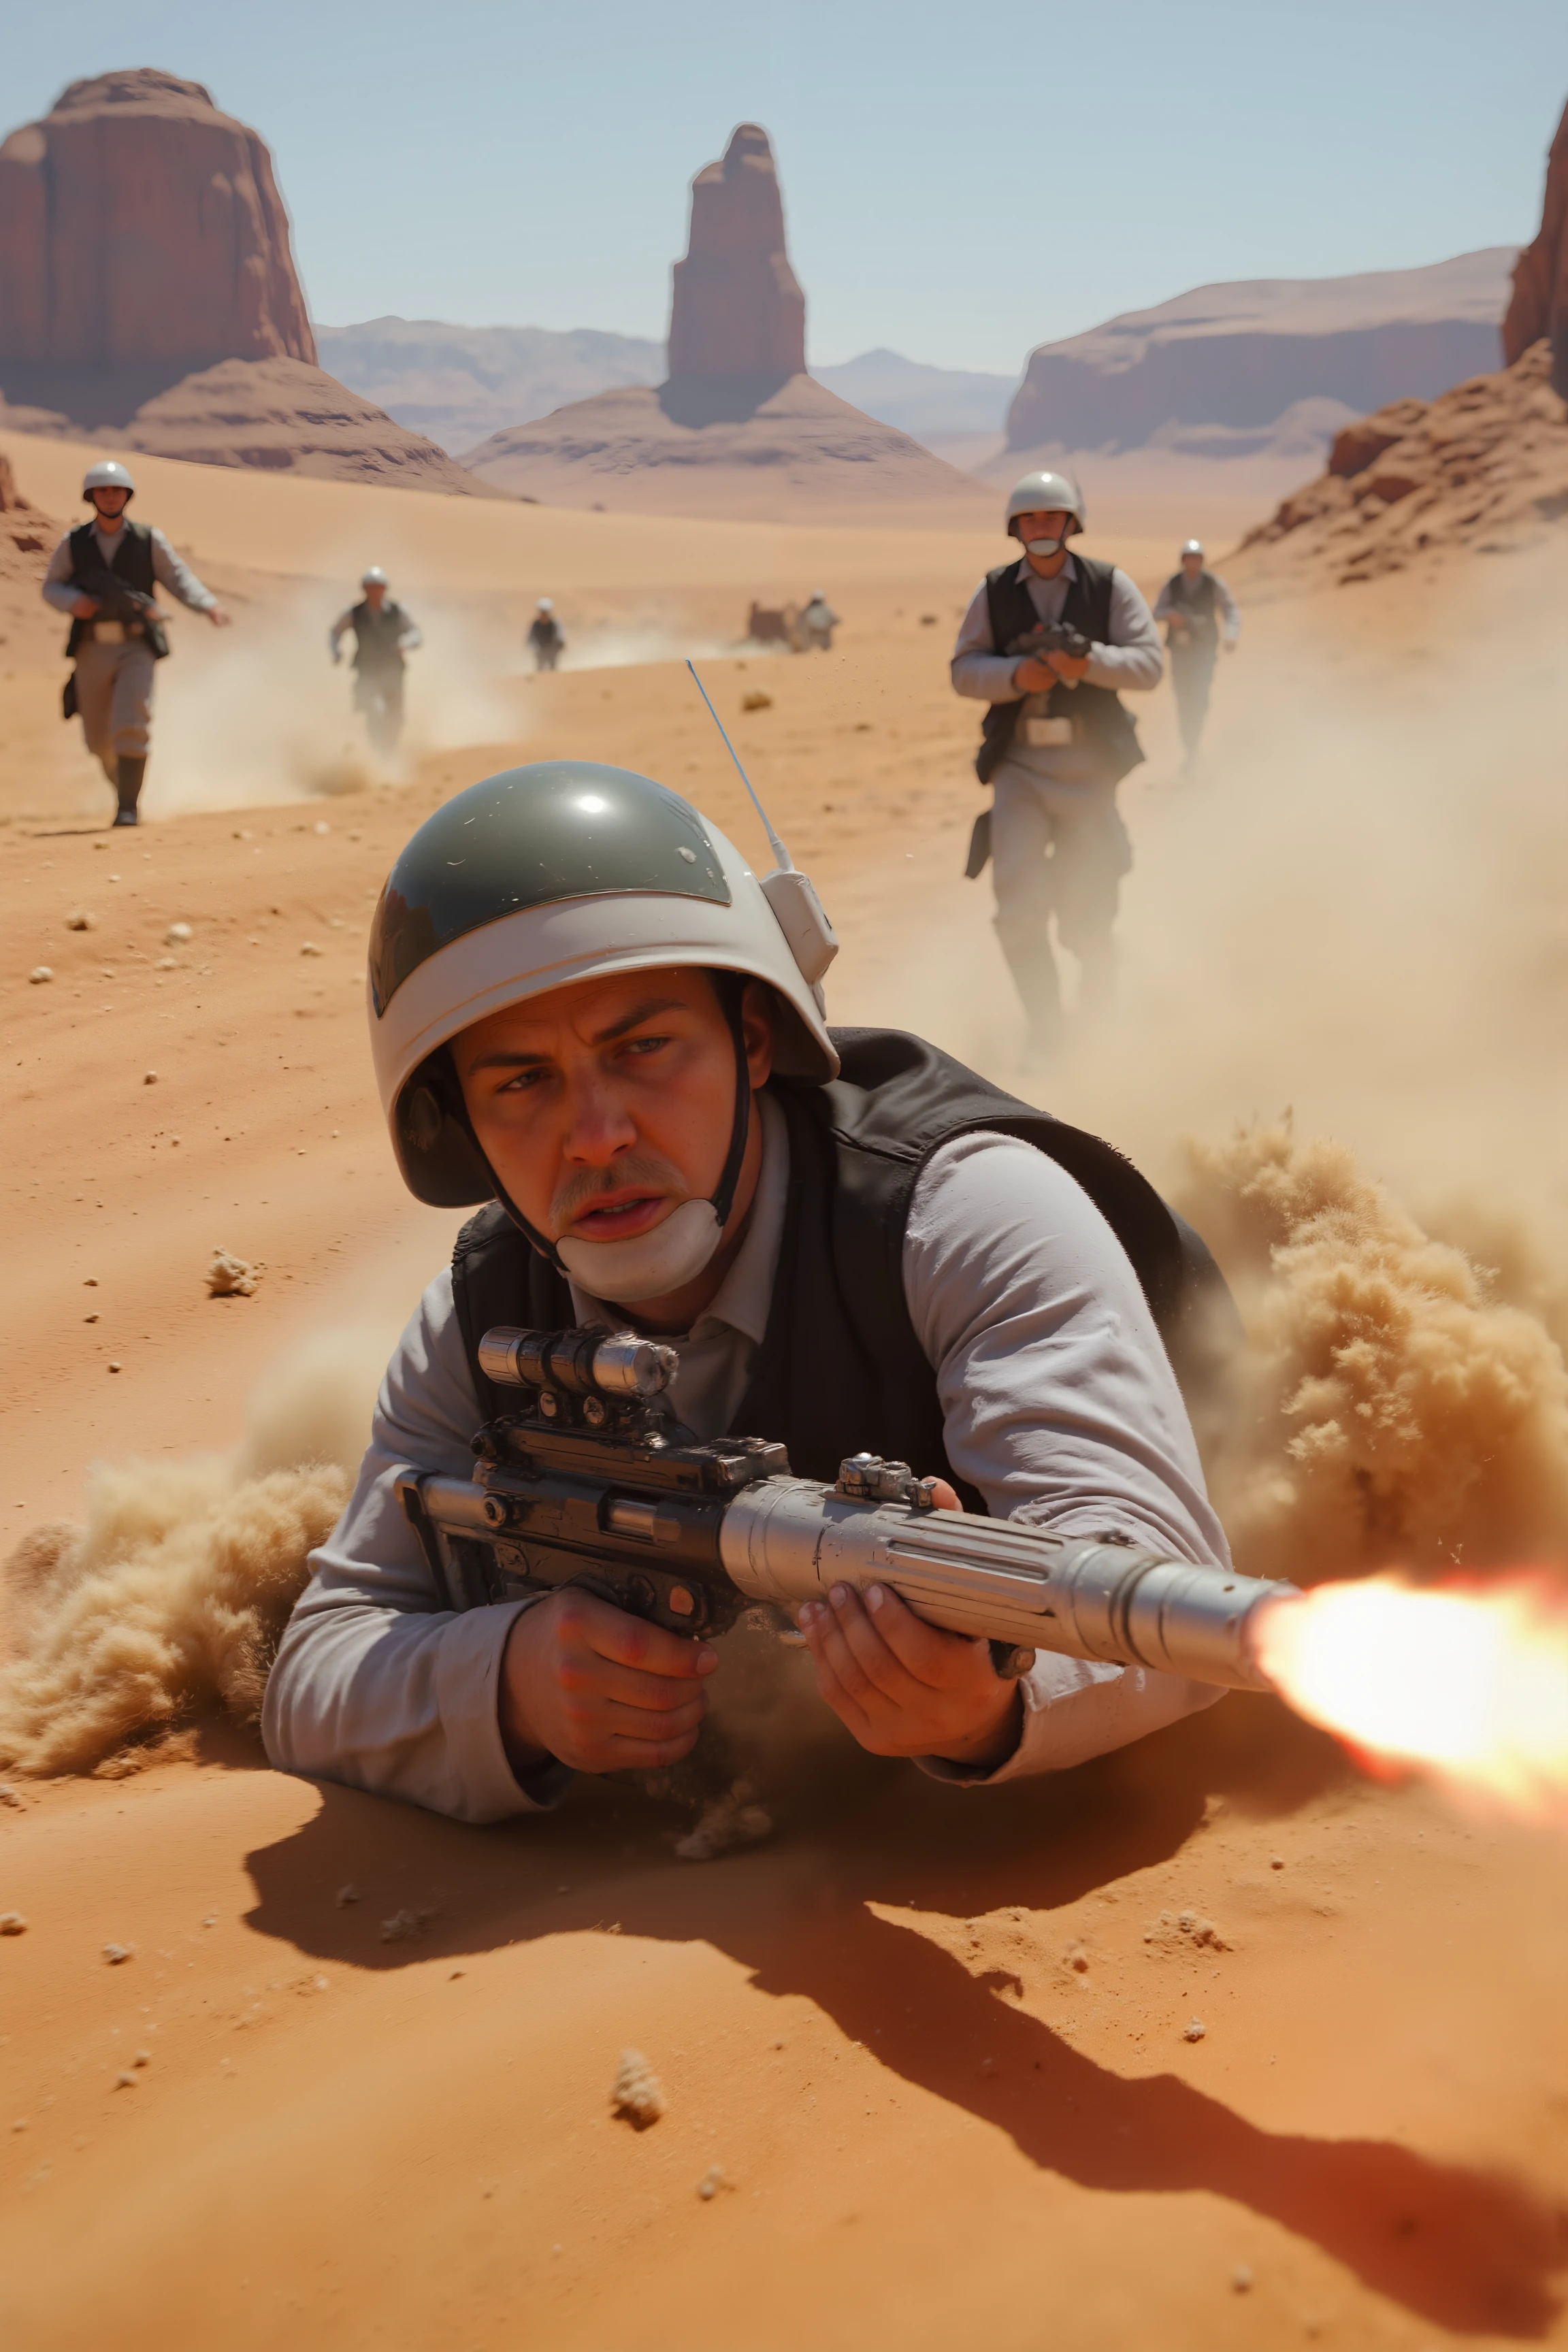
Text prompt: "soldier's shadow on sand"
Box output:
[[245, 1697, 1565, 2339]]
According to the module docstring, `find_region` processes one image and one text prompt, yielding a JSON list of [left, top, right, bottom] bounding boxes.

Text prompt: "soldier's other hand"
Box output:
[[498, 1586, 717, 1778], [797, 1482, 1022, 1771], [1013, 655, 1056, 693], [206, 604, 231, 628], [70, 594, 99, 619], [1047, 651, 1091, 682]]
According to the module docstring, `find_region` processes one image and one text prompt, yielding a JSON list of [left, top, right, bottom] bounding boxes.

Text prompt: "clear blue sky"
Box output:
[[10, 2, 1565, 375]]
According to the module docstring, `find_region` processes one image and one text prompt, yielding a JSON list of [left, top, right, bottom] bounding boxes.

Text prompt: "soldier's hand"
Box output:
[[498, 1586, 718, 1777], [1013, 655, 1056, 693], [70, 594, 99, 619], [797, 1481, 1022, 1772], [1047, 650, 1091, 682], [206, 604, 232, 629]]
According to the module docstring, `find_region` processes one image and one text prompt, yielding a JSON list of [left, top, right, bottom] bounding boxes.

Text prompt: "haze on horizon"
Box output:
[[7, 1, 1566, 376]]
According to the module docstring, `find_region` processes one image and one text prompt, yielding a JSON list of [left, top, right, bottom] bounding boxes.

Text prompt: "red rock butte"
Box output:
[[1503, 96, 1568, 395], [667, 122, 806, 383], [0, 68, 316, 427]]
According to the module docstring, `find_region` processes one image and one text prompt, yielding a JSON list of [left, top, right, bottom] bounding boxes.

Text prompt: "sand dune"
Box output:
[[3, 442, 1568, 2350]]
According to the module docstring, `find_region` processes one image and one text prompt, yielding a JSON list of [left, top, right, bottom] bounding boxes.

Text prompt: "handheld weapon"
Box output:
[[1007, 617, 1093, 667], [76, 564, 169, 657], [396, 1326, 1297, 1693]]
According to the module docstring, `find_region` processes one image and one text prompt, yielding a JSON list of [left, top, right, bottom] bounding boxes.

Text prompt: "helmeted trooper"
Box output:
[[1152, 539, 1241, 772], [951, 472, 1162, 1061], [41, 459, 229, 827], [261, 757, 1232, 1826], [798, 589, 838, 652], [527, 597, 566, 672], [329, 568, 423, 760]]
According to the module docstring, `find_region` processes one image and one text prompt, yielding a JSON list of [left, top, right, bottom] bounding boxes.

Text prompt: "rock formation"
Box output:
[[1233, 341, 1568, 587], [667, 124, 804, 385], [458, 122, 987, 523], [1002, 252, 1512, 463], [0, 69, 315, 427], [116, 357, 499, 494], [1503, 98, 1568, 395]]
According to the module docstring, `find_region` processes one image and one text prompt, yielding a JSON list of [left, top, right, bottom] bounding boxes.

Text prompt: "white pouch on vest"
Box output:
[[91, 621, 127, 646], [1023, 714, 1077, 749]]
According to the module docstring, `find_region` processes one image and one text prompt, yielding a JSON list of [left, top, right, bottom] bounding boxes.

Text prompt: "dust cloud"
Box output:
[[0, 1324, 389, 1776]]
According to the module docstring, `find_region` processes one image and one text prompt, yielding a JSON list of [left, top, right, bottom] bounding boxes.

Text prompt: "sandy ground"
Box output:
[[3, 441, 1568, 2349]]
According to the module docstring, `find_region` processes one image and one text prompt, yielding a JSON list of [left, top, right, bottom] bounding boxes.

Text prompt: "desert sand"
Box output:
[[3, 433, 1568, 2351]]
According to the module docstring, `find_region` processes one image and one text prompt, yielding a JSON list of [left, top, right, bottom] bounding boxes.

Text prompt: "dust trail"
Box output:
[[0, 1324, 387, 1776]]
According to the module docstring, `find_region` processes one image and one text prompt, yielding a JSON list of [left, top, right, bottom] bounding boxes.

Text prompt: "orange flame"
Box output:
[[1254, 1572, 1568, 1821]]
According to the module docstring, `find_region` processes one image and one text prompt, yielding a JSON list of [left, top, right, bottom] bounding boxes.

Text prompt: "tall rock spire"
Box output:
[[1503, 96, 1568, 396], [667, 124, 805, 380]]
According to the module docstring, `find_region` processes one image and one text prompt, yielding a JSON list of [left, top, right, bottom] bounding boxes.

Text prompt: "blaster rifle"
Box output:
[[1007, 617, 1093, 668], [396, 1325, 1296, 1693], [75, 566, 169, 659]]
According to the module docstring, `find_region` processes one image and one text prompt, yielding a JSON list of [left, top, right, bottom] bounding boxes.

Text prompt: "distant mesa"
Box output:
[[994, 250, 1515, 483], [1503, 97, 1568, 396], [459, 124, 990, 524], [1233, 339, 1568, 588], [0, 70, 491, 495]]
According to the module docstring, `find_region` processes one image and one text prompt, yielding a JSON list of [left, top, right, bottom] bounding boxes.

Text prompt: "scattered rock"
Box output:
[[299, 941, 324, 956], [107, 1362, 121, 1375], [103, 1943, 132, 1964], [1270, 1856, 1285, 1870], [741, 690, 773, 713], [142, 1071, 157, 1085], [165, 922, 193, 946], [1231, 2264, 1254, 2293], [335, 1883, 361, 1907], [29, 966, 52, 985], [0, 1913, 27, 1935], [312, 821, 331, 835], [1178, 1912, 1230, 1951], [611, 2049, 666, 2129], [697, 2165, 730, 2200], [154, 956, 178, 971], [65, 911, 94, 931], [207, 1247, 262, 1298], [1064, 1941, 1090, 1974], [1183, 2018, 1206, 2042], [379, 1906, 438, 1943], [113, 2070, 138, 2090], [0, 1784, 23, 1809]]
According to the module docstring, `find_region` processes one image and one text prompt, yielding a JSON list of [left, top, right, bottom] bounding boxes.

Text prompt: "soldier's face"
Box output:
[[90, 489, 129, 522], [1181, 554, 1203, 581], [454, 966, 773, 1246], [1017, 511, 1071, 567]]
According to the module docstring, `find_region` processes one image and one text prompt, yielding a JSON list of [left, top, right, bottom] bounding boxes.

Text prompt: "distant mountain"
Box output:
[[312, 318, 664, 455], [812, 348, 1018, 439], [1004, 248, 1516, 459]]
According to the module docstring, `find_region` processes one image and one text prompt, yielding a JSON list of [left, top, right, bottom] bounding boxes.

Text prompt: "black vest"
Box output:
[[65, 520, 156, 659], [348, 599, 410, 670], [448, 1028, 1229, 1512], [1163, 568, 1219, 654], [975, 555, 1145, 787]]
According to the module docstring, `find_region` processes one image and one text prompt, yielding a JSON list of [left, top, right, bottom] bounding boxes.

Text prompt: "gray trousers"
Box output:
[[74, 638, 156, 779], [990, 762, 1132, 1039]]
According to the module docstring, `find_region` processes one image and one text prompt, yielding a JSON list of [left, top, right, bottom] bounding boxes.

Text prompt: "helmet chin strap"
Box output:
[[446, 987, 755, 1312]]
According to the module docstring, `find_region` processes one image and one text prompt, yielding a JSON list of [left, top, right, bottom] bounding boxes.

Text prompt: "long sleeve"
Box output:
[[261, 1270, 570, 1823], [900, 1132, 1229, 1782], [1088, 570, 1162, 691], [950, 576, 1024, 703], [147, 528, 217, 612], [328, 608, 354, 659], [1210, 572, 1241, 643], [41, 533, 81, 615]]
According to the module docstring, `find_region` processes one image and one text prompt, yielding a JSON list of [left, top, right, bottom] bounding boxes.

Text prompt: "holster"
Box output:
[[964, 806, 992, 880], [61, 671, 78, 723]]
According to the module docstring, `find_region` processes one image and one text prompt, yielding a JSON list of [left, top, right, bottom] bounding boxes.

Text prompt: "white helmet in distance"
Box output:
[[361, 565, 389, 588], [368, 760, 840, 1212], [82, 459, 136, 500], [1004, 470, 1086, 538], [1181, 538, 1204, 559], [537, 596, 554, 612]]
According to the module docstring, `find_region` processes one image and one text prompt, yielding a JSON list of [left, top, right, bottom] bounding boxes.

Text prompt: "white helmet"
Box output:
[[361, 566, 389, 588], [368, 760, 839, 1210], [82, 459, 135, 500], [1181, 539, 1204, 558], [1005, 470, 1085, 538], [537, 596, 554, 612]]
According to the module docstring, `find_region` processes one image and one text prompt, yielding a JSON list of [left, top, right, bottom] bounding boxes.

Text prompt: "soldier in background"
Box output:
[[329, 568, 423, 760], [1152, 540, 1239, 772], [42, 459, 230, 828], [527, 598, 566, 672], [798, 589, 838, 651]]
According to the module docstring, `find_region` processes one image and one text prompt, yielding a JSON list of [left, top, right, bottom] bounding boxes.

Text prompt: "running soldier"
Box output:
[[1152, 541, 1240, 772], [42, 459, 230, 828], [527, 598, 566, 672], [951, 472, 1161, 1064], [329, 568, 423, 760]]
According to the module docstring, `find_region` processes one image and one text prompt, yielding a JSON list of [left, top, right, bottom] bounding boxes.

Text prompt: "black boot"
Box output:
[[996, 920, 1063, 1067], [114, 755, 146, 827]]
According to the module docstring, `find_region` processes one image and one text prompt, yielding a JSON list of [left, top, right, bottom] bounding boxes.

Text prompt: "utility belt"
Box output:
[[81, 619, 144, 647], [1020, 711, 1083, 749]]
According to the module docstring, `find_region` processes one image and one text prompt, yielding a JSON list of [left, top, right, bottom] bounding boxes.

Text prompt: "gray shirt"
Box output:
[[950, 553, 1162, 788], [261, 1102, 1229, 1823], [1152, 569, 1241, 645], [42, 522, 217, 615]]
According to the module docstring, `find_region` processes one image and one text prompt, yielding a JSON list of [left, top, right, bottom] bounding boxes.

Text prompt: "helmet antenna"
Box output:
[[685, 659, 795, 872]]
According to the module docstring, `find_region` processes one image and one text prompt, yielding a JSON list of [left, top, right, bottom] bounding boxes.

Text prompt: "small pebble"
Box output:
[[1231, 2264, 1254, 2293], [29, 966, 52, 985], [65, 911, 94, 931], [697, 2165, 729, 2200], [107, 1362, 122, 1374], [133, 2051, 150, 2068], [611, 2049, 666, 2129], [313, 821, 331, 835], [1271, 1857, 1285, 1870], [299, 940, 324, 956], [114, 2070, 137, 2090], [336, 1884, 361, 1907], [0, 1785, 22, 1810], [165, 921, 193, 945], [1183, 2018, 1206, 2042], [142, 1070, 157, 1085], [103, 1943, 133, 1965], [0, 1913, 27, 1936]]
